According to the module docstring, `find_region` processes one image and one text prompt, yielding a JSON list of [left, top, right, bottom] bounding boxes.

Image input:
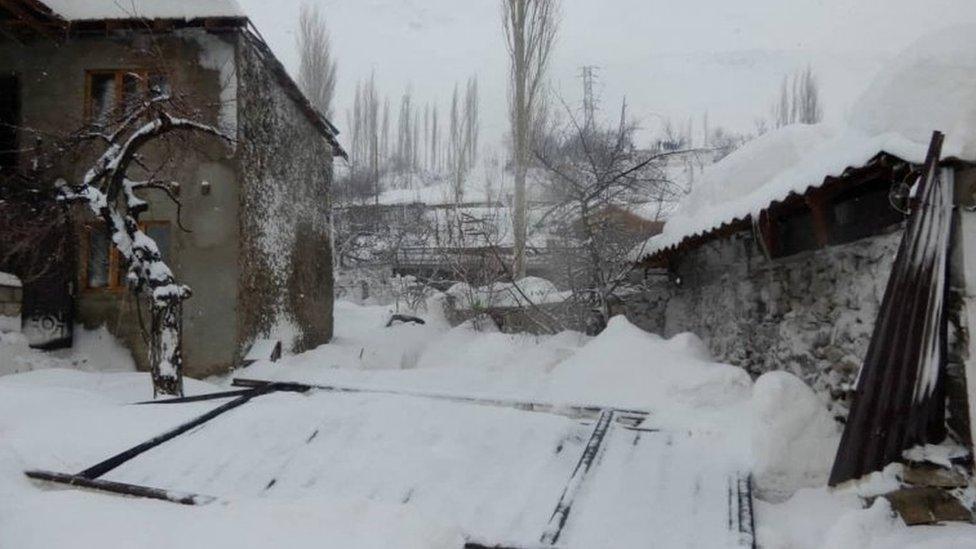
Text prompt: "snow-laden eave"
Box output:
[[41, 0, 245, 22], [634, 151, 975, 266], [631, 131, 940, 265]]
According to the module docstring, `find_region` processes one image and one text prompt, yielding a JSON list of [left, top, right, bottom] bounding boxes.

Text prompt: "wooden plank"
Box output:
[[25, 470, 215, 505], [77, 384, 283, 479], [539, 409, 615, 545]]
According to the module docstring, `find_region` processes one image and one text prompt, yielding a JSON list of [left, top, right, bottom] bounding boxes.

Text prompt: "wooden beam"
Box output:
[[25, 470, 215, 505], [805, 190, 831, 248]]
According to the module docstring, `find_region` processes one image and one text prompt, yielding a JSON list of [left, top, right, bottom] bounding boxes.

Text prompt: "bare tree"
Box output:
[[21, 90, 232, 396], [502, 0, 559, 278], [772, 65, 823, 128], [430, 104, 439, 172], [297, 2, 338, 118], [464, 77, 480, 168], [535, 98, 691, 328], [446, 77, 481, 206]]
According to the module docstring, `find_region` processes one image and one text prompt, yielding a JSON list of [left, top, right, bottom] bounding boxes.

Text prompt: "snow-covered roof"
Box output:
[[0, 272, 21, 288], [42, 0, 244, 21], [637, 24, 976, 260]]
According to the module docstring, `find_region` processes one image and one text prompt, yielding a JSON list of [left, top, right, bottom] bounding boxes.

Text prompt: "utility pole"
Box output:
[[580, 65, 599, 132]]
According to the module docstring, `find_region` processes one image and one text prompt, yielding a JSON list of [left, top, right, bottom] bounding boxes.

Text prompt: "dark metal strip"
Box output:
[[539, 409, 615, 545], [77, 384, 279, 479], [25, 469, 215, 505]]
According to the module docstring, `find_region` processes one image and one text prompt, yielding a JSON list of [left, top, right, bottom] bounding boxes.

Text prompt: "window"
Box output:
[[0, 74, 19, 172], [82, 221, 171, 292], [829, 179, 905, 245], [85, 70, 169, 124]]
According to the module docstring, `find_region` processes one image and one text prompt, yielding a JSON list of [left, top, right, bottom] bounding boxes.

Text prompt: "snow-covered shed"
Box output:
[[625, 25, 976, 407], [0, 0, 344, 376]]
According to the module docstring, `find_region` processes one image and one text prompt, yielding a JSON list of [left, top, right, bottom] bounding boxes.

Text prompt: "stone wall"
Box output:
[[236, 36, 334, 356], [621, 227, 904, 401]]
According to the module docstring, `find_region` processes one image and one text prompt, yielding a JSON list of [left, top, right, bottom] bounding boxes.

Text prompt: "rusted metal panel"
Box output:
[[829, 132, 952, 486]]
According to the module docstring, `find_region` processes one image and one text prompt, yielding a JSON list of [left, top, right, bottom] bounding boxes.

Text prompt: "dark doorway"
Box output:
[[0, 73, 19, 173]]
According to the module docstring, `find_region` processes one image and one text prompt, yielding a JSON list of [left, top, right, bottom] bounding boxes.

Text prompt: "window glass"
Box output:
[[87, 228, 110, 288], [89, 73, 116, 125]]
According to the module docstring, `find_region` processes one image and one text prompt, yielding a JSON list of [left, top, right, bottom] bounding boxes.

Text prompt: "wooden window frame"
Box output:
[[83, 69, 168, 122], [80, 220, 172, 294]]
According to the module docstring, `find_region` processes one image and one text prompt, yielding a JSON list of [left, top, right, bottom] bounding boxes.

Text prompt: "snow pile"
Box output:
[[637, 23, 976, 258], [750, 371, 841, 501], [43, 0, 244, 21], [0, 271, 20, 287], [543, 316, 752, 411], [0, 325, 136, 377], [234, 299, 589, 402]]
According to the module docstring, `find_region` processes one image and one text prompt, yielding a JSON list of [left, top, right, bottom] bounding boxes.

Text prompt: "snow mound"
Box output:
[[664, 331, 713, 361], [821, 498, 901, 549], [751, 371, 840, 501], [637, 23, 976, 259], [0, 271, 20, 287], [43, 0, 244, 21], [543, 315, 752, 410], [1, 325, 136, 377]]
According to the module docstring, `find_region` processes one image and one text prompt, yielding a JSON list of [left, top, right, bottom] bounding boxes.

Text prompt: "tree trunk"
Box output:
[[512, 14, 528, 280], [150, 296, 185, 397]]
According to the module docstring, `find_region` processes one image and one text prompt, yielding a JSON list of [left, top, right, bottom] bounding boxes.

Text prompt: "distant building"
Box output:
[[0, 0, 345, 377]]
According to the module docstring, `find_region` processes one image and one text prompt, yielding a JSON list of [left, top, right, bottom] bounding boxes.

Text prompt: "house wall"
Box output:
[[0, 281, 22, 332], [235, 37, 334, 356], [621, 224, 903, 403], [0, 30, 241, 377]]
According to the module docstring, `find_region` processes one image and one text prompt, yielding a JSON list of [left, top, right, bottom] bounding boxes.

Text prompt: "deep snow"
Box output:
[[1, 298, 974, 547]]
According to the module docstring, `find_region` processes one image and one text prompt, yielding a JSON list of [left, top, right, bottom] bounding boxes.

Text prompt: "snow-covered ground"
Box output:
[[1, 298, 974, 547]]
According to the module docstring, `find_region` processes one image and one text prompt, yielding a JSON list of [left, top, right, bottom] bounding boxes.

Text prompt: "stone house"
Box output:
[[0, 0, 344, 377]]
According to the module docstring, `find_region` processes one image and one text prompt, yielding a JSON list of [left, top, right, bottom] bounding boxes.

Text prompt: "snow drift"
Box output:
[[751, 371, 840, 501], [543, 316, 752, 410]]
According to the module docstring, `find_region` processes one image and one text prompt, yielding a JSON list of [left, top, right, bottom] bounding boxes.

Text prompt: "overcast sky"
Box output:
[[236, 0, 976, 151]]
